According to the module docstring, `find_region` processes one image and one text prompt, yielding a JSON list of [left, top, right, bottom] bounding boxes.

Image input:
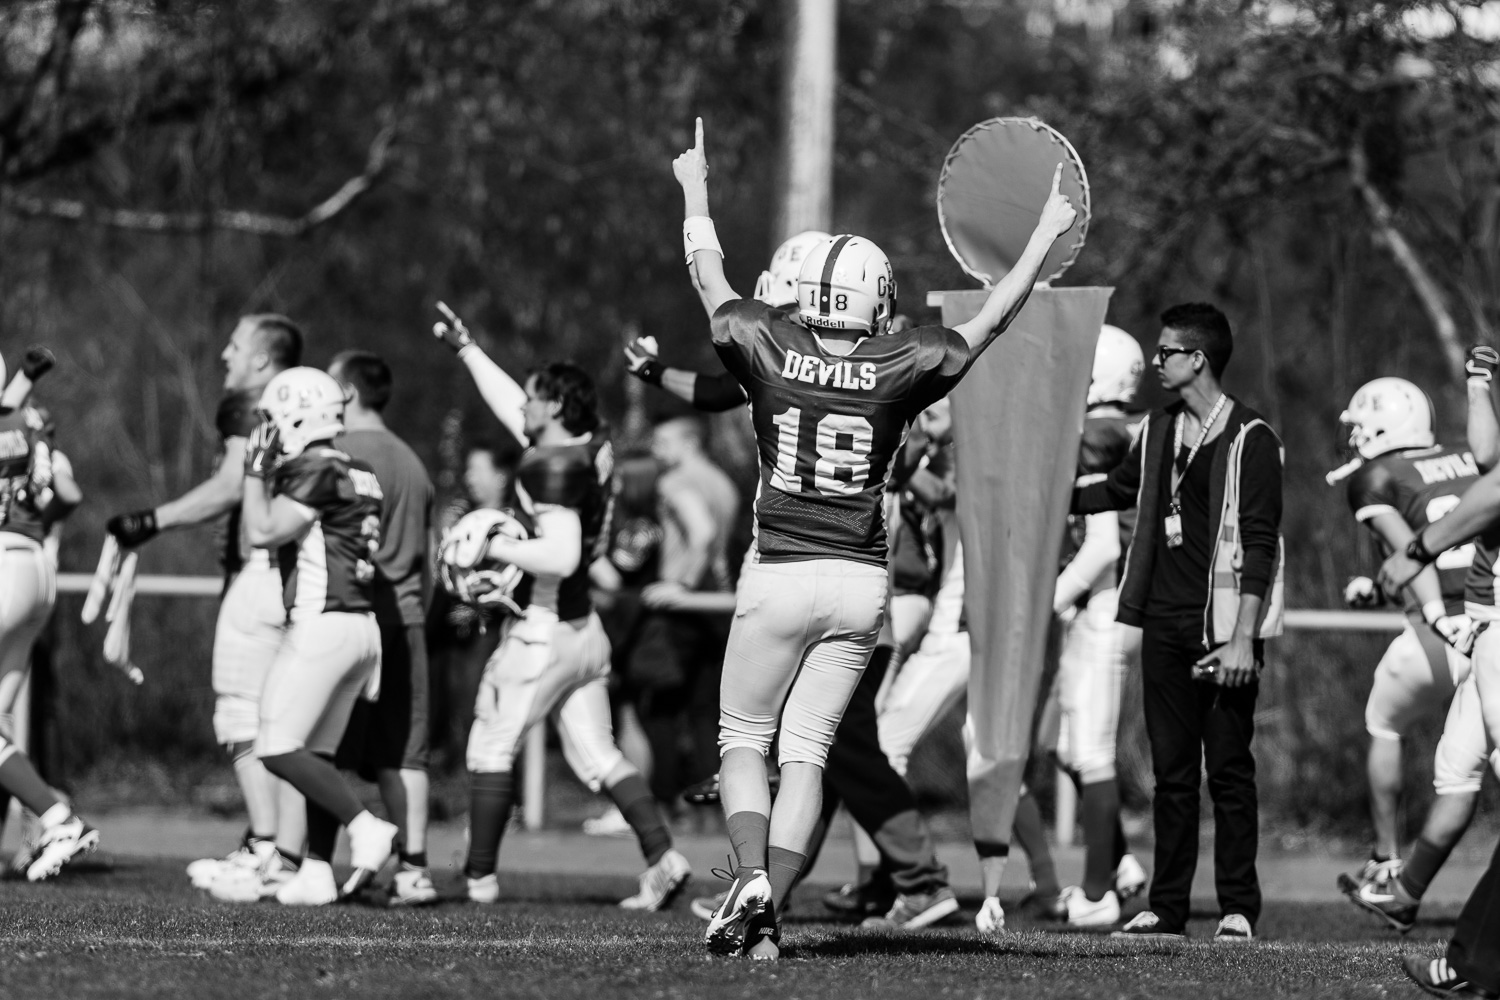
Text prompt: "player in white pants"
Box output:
[[107, 315, 307, 889]]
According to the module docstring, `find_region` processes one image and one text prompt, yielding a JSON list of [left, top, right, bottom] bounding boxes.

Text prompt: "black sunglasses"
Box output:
[[1155, 346, 1197, 364]]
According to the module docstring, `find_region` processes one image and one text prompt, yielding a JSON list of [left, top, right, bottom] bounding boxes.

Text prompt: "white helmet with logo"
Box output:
[[1340, 377, 1435, 459], [439, 508, 530, 617], [754, 231, 830, 307], [796, 235, 897, 335], [258, 367, 347, 459], [1088, 325, 1145, 407]]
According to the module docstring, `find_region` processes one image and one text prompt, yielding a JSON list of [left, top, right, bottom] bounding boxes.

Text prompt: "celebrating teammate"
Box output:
[[238, 366, 397, 905], [1327, 377, 1481, 902], [671, 116, 1077, 958], [0, 348, 99, 880], [106, 315, 305, 891], [433, 305, 692, 912]]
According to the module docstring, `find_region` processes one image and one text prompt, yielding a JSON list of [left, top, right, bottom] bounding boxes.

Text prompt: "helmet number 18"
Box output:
[[770, 407, 874, 496]]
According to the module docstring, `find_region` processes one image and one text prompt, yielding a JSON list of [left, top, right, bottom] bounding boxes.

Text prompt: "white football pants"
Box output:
[[255, 612, 381, 758], [212, 553, 287, 745]]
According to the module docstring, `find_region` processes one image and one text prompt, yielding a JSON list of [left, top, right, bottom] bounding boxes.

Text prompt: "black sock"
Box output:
[[400, 850, 428, 869], [1080, 780, 1121, 901], [0, 750, 60, 817], [607, 771, 672, 866], [727, 810, 770, 876], [260, 750, 363, 824], [767, 845, 806, 911], [304, 800, 341, 863], [1011, 790, 1057, 895], [466, 770, 514, 879], [1400, 837, 1453, 901]]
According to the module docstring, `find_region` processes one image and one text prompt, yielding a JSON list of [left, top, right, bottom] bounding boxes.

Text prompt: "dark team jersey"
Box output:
[[0, 406, 53, 543], [1346, 444, 1479, 616], [1062, 413, 1140, 572], [1465, 529, 1500, 620], [270, 446, 384, 621], [215, 389, 262, 576], [515, 434, 613, 621], [710, 299, 970, 566]]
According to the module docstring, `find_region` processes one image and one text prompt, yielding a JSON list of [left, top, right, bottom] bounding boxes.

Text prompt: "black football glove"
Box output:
[[21, 346, 55, 381], [1466, 345, 1499, 385], [107, 509, 159, 548], [243, 418, 282, 479], [433, 301, 475, 353], [623, 336, 663, 385]]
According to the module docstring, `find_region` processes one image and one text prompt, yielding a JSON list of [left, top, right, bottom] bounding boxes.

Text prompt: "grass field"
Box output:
[[0, 857, 1462, 1000]]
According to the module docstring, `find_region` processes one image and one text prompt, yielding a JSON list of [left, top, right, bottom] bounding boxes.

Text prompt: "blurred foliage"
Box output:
[[2, 0, 1498, 830]]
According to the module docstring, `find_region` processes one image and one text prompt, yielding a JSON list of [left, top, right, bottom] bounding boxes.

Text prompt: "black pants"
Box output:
[[1449, 834, 1500, 994], [806, 645, 948, 896], [1141, 614, 1262, 931]]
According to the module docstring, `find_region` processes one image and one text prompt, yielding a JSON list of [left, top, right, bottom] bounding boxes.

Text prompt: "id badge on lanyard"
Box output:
[[1164, 500, 1184, 549], [1166, 395, 1227, 551]]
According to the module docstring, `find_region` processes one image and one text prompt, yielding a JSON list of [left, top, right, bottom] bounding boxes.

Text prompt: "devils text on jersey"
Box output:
[[711, 299, 969, 565]]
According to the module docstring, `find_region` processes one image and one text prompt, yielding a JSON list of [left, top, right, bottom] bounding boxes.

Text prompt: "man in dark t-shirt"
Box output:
[[328, 350, 438, 907]]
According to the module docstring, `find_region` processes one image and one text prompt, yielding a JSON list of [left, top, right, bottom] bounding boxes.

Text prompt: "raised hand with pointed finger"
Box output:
[[673, 117, 709, 195], [1037, 163, 1077, 240], [433, 301, 475, 354]]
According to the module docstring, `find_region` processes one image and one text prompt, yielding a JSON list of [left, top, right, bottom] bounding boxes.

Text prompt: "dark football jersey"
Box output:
[[1062, 413, 1140, 572], [215, 389, 262, 576], [1347, 444, 1479, 616], [0, 406, 53, 543], [515, 434, 613, 621], [1465, 529, 1500, 620], [710, 299, 970, 566], [270, 446, 384, 620]]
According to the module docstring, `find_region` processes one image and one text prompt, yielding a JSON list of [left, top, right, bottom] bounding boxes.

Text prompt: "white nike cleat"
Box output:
[[189, 839, 273, 890], [275, 859, 340, 906], [1062, 885, 1121, 928], [975, 896, 1006, 936], [387, 864, 439, 907], [620, 849, 692, 911], [704, 870, 773, 956], [26, 816, 100, 882], [467, 873, 500, 904], [1114, 854, 1149, 901], [342, 812, 398, 897], [210, 851, 296, 903]]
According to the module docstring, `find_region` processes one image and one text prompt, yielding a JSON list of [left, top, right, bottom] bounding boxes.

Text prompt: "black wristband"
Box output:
[[633, 360, 663, 386], [1407, 533, 1437, 565]]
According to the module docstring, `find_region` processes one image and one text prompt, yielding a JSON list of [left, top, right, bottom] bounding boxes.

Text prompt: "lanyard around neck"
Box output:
[[1170, 393, 1228, 499]]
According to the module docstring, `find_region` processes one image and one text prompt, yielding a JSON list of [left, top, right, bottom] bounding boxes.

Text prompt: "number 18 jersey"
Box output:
[[711, 299, 970, 566]]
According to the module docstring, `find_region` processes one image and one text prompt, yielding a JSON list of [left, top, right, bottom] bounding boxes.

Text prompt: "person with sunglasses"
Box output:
[[1072, 303, 1285, 942]]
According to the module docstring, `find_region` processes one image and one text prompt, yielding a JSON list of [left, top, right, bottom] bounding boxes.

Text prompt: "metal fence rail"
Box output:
[[53, 574, 1412, 831]]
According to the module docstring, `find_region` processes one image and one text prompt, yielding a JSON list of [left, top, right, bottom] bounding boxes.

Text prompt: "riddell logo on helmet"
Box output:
[[780, 349, 877, 390]]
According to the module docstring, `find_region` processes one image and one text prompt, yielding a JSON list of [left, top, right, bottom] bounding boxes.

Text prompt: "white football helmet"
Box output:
[[796, 235, 896, 334], [258, 367, 347, 459], [439, 508, 530, 616], [1340, 377, 1435, 459], [754, 230, 831, 307], [1088, 325, 1145, 407]]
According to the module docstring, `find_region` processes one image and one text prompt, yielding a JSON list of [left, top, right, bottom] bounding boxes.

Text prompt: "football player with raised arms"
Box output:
[[1341, 351, 1500, 933], [0, 348, 100, 880], [1326, 375, 1483, 904], [671, 117, 1077, 958], [237, 367, 399, 905], [432, 306, 692, 912], [106, 314, 306, 892]]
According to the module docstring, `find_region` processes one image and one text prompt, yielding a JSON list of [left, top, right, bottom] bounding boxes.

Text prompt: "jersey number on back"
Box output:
[[770, 407, 874, 496], [1425, 496, 1476, 570]]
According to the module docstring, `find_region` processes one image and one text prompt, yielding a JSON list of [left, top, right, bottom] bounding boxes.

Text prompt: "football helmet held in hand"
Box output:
[[439, 508, 531, 617]]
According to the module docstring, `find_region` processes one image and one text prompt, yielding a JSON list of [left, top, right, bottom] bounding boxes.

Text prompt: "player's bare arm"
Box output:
[[952, 163, 1078, 358], [1466, 346, 1500, 470], [673, 117, 739, 317], [240, 482, 315, 549], [433, 302, 528, 444], [486, 506, 582, 580], [155, 441, 249, 529], [1054, 510, 1121, 613], [624, 335, 748, 412]]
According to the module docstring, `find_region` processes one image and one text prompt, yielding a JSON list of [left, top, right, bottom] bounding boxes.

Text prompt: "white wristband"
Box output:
[[683, 216, 723, 263], [1422, 599, 1446, 624]]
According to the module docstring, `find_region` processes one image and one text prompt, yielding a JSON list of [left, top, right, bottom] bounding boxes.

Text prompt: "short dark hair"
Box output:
[[466, 439, 520, 471], [1160, 302, 1233, 378], [245, 314, 304, 370], [530, 362, 599, 436], [331, 349, 392, 412]]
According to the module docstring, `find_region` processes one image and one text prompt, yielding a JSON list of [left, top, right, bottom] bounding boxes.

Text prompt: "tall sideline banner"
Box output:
[[936, 285, 1112, 855]]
